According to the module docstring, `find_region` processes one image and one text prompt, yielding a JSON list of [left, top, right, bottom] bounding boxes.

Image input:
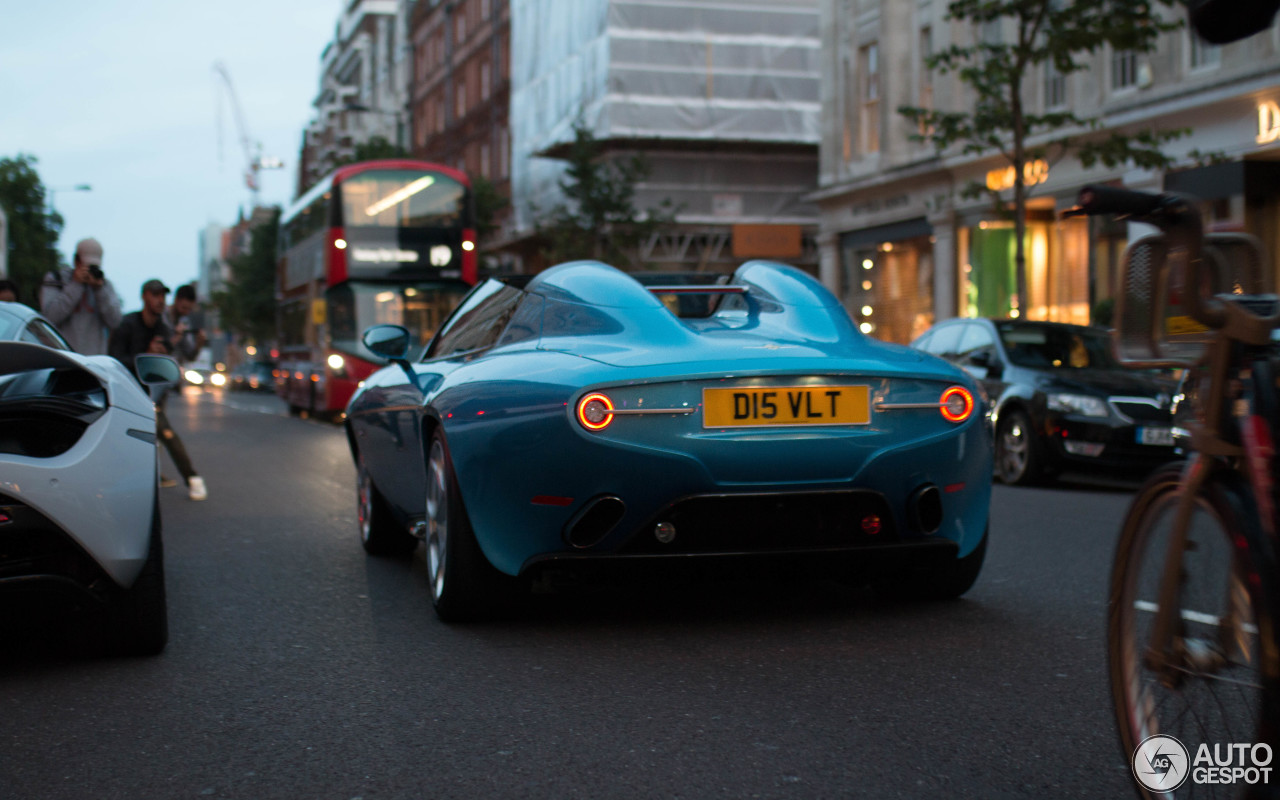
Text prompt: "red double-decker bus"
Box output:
[[276, 160, 478, 417]]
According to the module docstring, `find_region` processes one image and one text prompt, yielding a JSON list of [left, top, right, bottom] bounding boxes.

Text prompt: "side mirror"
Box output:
[[134, 354, 181, 402], [362, 325, 411, 361], [967, 349, 1002, 378]]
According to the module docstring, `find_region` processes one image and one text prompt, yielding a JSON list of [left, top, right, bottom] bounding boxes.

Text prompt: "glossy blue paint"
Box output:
[[346, 261, 993, 578]]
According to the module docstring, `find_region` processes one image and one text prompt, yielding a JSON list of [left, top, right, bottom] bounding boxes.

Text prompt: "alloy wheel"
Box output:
[[425, 439, 449, 601], [999, 417, 1029, 483]]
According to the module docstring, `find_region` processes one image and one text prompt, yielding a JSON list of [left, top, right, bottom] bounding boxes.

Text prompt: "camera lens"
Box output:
[[89, 266, 104, 280]]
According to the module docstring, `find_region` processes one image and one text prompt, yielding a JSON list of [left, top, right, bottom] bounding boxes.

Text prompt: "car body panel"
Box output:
[[347, 261, 992, 578], [0, 342, 159, 588]]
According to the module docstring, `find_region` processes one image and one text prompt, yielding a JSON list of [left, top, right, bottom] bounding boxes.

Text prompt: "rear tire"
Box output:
[[358, 455, 417, 557], [108, 497, 168, 656], [424, 431, 515, 622]]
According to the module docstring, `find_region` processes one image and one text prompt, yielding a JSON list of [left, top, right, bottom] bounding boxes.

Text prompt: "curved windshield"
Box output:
[[997, 322, 1119, 370], [340, 170, 467, 229], [328, 281, 473, 360]]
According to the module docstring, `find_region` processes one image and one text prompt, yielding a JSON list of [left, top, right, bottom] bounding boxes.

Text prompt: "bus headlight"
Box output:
[[327, 353, 346, 371]]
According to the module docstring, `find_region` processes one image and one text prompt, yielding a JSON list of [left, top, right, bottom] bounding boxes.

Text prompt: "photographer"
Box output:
[[40, 237, 123, 355], [165, 283, 206, 362]]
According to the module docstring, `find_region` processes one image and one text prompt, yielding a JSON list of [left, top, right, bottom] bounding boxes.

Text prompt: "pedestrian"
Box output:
[[108, 279, 208, 501], [164, 283, 206, 362], [157, 282, 207, 491], [0, 279, 18, 303], [40, 237, 124, 355]]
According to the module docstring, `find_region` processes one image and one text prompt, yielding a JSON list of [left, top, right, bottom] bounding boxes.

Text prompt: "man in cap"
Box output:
[[40, 237, 124, 355], [109, 279, 208, 501]]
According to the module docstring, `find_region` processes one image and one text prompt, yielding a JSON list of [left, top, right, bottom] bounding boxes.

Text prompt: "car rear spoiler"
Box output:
[[645, 286, 748, 296]]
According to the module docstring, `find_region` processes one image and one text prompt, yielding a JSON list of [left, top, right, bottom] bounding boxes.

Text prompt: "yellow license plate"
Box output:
[[702, 385, 870, 428]]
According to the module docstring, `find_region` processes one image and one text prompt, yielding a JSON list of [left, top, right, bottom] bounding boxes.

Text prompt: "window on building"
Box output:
[[842, 57, 854, 162], [481, 61, 491, 100], [456, 79, 467, 117], [481, 143, 491, 178], [918, 27, 933, 137], [1044, 60, 1066, 108], [1112, 49, 1137, 91], [456, 11, 467, 44], [1189, 32, 1221, 70], [499, 127, 509, 178], [860, 42, 880, 155], [481, 0, 491, 20], [437, 98, 446, 133]]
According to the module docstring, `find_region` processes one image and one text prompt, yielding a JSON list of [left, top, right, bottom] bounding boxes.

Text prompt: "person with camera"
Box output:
[[164, 283, 206, 363], [109, 279, 208, 502], [40, 237, 123, 355]]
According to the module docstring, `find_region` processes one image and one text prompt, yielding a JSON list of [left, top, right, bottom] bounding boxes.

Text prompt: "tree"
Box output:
[[536, 121, 677, 268], [0, 154, 63, 306], [898, 0, 1185, 316], [471, 174, 510, 244], [214, 209, 279, 345], [333, 136, 408, 168]]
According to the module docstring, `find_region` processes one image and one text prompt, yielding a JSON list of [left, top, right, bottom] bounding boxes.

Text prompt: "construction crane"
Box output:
[[213, 61, 283, 206]]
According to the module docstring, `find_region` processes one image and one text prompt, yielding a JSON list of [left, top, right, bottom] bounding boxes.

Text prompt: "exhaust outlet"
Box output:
[[564, 496, 626, 549], [907, 484, 943, 535]]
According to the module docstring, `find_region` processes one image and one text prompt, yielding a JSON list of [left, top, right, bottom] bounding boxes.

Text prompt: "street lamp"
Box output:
[[48, 184, 92, 216]]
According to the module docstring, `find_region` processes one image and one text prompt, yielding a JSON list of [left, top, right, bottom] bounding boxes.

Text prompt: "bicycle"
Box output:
[[1071, 185, 1280, 799]]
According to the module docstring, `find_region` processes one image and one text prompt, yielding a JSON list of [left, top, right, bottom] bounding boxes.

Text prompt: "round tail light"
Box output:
[[576, 392, 615, 431], [940, 386, 974, 423]]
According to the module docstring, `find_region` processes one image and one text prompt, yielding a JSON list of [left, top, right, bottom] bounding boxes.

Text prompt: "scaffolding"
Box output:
[[509, 0, 822, 269]]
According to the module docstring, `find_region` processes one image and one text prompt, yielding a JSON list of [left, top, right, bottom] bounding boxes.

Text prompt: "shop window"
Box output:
[[960, 215, 1090, 325], [841, 234, 934, 344]]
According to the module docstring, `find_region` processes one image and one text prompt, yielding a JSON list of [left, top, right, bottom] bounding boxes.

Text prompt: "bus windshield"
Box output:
[[328, 281, 473, 359], [340, 170, 467, 229]]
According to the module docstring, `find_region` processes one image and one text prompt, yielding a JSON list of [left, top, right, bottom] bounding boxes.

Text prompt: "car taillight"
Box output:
[[940, 386, 974, 423], [576, 392, 614, 431]]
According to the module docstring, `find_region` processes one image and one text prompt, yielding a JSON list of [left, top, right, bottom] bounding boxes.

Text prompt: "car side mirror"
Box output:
[[134, 354, 181, 402], [967, 349, 1002, 377], [362, 325, 411, 361]]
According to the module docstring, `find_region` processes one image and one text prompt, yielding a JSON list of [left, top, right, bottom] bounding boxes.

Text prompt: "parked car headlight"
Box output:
[[1047, 393, 1108, 417]]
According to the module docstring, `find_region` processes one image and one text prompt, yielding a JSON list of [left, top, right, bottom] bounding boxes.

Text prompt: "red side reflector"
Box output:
[[861, 515, 882, 535], [531, 495, 574, 507], [944, 482, 965, 494], [0, 511, 10, 525]]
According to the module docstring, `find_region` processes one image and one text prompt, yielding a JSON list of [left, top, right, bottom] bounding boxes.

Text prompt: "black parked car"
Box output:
[[911, 318, 1178, 485]]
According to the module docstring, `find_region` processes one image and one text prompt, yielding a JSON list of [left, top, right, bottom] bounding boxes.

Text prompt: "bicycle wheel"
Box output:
[[1109, 463, 1279, 799]]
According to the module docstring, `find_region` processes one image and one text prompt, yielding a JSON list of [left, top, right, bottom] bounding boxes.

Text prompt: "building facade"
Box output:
[[297, 0, 414, 195], [506, 0, 823, 274], [408, 0, 513, 248], [812, 0, 1280, 344]]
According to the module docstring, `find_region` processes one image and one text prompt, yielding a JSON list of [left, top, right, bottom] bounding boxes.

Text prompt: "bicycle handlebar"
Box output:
[[1073, 185, 1226, 332]]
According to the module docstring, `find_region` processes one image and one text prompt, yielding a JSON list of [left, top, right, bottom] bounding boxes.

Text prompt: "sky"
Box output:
[[1, 1, 341, 312]]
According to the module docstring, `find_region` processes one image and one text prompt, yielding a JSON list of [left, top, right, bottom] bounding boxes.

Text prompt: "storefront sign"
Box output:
[[1257, 100, 1280, 145], [986, 160, 1049, 192], [732, 225, 802, 258]]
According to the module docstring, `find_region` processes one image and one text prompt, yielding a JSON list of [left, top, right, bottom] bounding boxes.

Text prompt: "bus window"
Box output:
[[341, 170, 466, 229]]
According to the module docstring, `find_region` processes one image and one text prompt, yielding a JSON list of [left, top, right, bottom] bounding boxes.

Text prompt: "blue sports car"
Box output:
[[344, 260, 993, 620]]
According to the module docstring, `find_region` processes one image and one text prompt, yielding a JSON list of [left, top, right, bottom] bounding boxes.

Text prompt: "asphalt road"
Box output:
[[1, 387, 1147, 799]]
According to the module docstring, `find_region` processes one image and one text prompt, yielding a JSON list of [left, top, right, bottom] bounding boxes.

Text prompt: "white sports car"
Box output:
[[0, 301, 179, 655]]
